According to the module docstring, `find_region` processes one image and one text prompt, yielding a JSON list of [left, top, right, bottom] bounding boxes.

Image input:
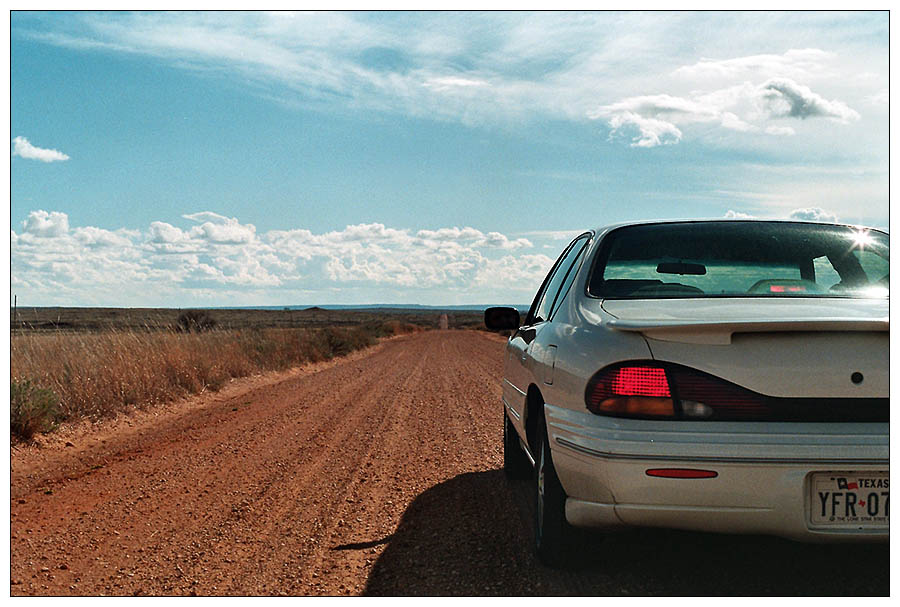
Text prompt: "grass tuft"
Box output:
[[11, 379, 61, 440], [175, 310, 218, 333]]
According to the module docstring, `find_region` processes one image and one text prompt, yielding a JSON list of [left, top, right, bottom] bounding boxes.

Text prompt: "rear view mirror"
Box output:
[[656, 262, 707, 276], [484, 307, 521, 331]]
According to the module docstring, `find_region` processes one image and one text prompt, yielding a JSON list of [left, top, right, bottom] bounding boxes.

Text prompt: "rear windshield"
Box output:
[[589, 222, 889, 299]]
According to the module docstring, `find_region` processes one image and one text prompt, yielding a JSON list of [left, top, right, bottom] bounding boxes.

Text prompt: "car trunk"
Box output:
[[600, 297, 888, 399]]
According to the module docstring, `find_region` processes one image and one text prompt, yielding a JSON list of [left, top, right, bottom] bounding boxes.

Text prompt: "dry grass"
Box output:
[[10, 322, 421, 439], [11, 306, 484, 332], [10, 379, 61, 440]]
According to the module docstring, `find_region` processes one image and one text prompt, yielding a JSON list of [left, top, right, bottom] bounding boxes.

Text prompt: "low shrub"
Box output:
[[175, 310, 217, 333], [323, 326, 377, 357], [11, 379, 61, 440]]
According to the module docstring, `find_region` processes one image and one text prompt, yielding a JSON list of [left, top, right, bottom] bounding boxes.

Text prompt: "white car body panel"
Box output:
[[500, 220, 889, 543], [600, 298, 889, 398], [602, 297, 888, 344]]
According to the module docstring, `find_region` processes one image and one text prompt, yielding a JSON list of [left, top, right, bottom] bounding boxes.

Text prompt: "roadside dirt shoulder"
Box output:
[[11, 338, 393, 497]]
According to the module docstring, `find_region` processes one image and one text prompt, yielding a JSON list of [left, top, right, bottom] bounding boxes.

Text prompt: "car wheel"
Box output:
[[534, 414, 577, 568], [503, 409, 532, 479]]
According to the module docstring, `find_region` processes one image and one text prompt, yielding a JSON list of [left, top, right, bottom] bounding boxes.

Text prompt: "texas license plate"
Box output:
[[809, 472, 889, 528]]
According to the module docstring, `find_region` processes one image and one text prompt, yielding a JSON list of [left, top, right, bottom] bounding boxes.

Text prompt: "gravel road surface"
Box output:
[[10, 330, 888, 596]]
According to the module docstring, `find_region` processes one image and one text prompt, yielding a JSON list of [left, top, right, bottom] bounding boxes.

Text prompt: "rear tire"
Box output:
[[534, 414, 577, 568], [503, 410, 532, 480]]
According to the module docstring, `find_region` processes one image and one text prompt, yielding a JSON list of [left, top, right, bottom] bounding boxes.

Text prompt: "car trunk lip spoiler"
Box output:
[[607, 318, 889, 345]]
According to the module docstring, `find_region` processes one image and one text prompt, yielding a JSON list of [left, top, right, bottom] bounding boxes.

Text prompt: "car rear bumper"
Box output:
[[545, 404, 889, 542]]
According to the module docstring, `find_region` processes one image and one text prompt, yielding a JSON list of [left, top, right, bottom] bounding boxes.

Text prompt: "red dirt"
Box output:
[[9, 330, 887, 596]]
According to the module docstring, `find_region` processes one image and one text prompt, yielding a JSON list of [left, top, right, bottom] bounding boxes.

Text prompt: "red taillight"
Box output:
[[586, 364, 675, 417], [585, 361, 771, 420], [610, 366, 671, 397]]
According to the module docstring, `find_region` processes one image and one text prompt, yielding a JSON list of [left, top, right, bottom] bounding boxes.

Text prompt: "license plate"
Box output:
[[809, 472, 889, 528]]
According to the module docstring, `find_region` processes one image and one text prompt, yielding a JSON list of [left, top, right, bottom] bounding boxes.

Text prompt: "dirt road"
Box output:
[[10, 330, 888, 596]]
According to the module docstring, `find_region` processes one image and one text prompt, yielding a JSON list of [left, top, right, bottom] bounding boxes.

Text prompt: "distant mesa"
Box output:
[[304, 306, 325, 311]]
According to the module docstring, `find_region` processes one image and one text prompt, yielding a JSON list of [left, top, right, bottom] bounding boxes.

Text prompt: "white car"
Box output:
[[485, 220, 889, 567]]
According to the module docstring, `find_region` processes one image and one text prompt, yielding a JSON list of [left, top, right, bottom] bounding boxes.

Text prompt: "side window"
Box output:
[[854, 250, 889, 284], [818, 250, 888, 290], [525, 242, 574, 325], [533, 236, 589, 323], [548, 239, 589, 319], [813, 255, 841, 289]]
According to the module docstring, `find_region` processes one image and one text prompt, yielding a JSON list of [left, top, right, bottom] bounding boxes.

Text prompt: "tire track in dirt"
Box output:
[[214, 334, 434, 595]]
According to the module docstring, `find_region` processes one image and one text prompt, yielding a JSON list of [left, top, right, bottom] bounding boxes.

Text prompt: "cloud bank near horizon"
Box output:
[[11, 208, 850, 307], [11, 210, 554, 306]]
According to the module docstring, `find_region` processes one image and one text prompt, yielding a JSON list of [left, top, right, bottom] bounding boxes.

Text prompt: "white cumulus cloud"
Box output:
[[183, 212, 257, 244], [73, 226, 134, 248], [758, 78, 860, 123], [788, 207, 838, 223], [416, 226, 531, 249], [182, 211, 234, 224], [473, 254, 555, 289], [591, 91, 760, 147], [592, 76, 859, 147], [724, 210, 756, 219], [329, 223, 410, 243], [11, 136, 70, 162], [22, 210, 70, 237], [602, 111, 683, 148], [149, 221, 188, 244]]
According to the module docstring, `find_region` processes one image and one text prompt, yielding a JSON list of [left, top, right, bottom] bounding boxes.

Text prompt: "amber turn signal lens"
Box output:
[[596, 396, 676, 418]]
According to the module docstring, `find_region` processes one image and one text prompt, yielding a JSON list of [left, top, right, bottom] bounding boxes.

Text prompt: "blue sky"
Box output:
[[10, 11, 889, 307]]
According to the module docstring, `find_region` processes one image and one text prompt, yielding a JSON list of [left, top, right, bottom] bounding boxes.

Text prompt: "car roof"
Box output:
[[590, 218, 884, 236]]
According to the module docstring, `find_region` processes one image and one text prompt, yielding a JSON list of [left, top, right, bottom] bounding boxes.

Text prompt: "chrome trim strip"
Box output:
[[503, 398, 533, 465], [555, 437, 889, 466], [503, 399, 521, 421], [521, 440, 536, 467], [503, 379, 526, 396]]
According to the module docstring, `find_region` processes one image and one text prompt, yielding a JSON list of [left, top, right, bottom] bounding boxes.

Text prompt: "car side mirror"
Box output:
[[484, 307, 521, 331]]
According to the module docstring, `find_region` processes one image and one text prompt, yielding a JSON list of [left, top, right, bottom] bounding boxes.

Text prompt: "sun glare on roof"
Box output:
[[851, 229, 874, 249]]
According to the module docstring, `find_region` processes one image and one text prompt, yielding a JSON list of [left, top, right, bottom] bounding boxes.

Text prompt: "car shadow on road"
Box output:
[[363, 469, 888, 596]]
